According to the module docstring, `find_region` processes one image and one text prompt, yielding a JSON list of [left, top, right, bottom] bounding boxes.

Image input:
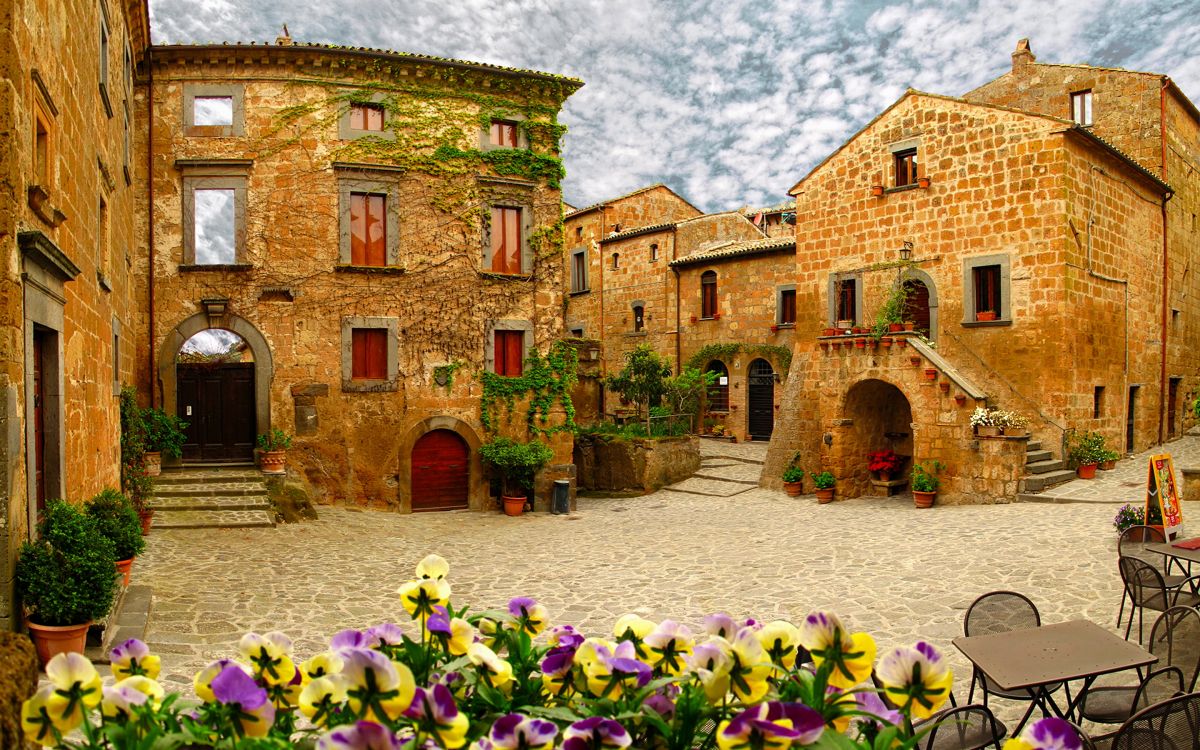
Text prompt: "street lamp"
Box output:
[[899, 241, 913, 261]]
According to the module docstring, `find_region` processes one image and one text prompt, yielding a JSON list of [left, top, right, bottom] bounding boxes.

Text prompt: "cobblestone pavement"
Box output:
[[1029, 432, 1200, 503], [130, 432, 1173, 738]]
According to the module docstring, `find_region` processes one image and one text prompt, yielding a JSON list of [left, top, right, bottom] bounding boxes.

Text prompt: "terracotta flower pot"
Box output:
[[877, 471, 892, 482], [783, 481, 803, 497], [25, 619, 91, 667], [924, 368, 937, 380], [503, 494, 527, 517], [939, 381, 950, 392], [897, 339, 907, 348], [910, 356, 922, 366], [1101, 459, 1116, 470], [823, 327, 837, 336], [137, 508, 154, 536], [116, 557, 134, 587], [954, 394, 967, 405], [904, 322, 915, 331], [977, 425, 1000, 437], [854, 338, 866, 348], [888, 323, 904, 332], [917, 176, 931, 189], [976, 311, 997, 322], [881, 337, 893, 348], [142, 451, 162, 477], [871, 185, 884, 197], [1076, 463, 1098, 479], [815, 488, 835, 504], [260, 449, 287, 475], [913, 490, 936, 509]]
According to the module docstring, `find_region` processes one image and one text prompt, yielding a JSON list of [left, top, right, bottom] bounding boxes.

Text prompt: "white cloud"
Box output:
[[149, 0, 1200, 212]]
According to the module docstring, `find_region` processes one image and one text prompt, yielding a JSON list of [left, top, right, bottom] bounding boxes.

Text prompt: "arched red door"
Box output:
[[903, 280, 931, 338], [411, 430, 469, 512]]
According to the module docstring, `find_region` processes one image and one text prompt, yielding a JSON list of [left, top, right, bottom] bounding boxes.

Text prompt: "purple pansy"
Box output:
[[365, 623, 405, 648], [1022, 717, 1084, 750], [317, 720, 402, 750], [562, 716, 632, 750], [704, 613, 737, 639], [489, 713, 559, 749], [211, 664, 268, 709], [404, 684, 459, 723], [508, 597, 538, 618], [331, 629, 369, 651], [720, 702, 824, 746], [427, 606, 452, 635], [541, 646, 576, 676]]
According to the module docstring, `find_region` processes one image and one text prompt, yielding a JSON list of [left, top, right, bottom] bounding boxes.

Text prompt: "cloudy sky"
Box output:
[[150, 0, 1200, 212]]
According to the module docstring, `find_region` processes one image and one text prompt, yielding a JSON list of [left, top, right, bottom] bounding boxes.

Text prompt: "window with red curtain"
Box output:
[[350, 193, 387, 266], [974, 265, 1001, 317], [490, 119, 519, 147], [701, 271, 717, 318], [490, 207, 522, 273], [836, 279, 856, 323], [351, 329, 387, 380], [494, 330, 524, 376], [350, 103, 385, 131], [780, 289, 796, 324]]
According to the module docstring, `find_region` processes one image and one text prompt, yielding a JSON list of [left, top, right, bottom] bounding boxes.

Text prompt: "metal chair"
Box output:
[[1107, 691, 1200, 750], [916, 704, 1007, 750], [1117, 526, 1193, 627], [964, 591, 1064, 709], [1118, 557, 1200, 643]]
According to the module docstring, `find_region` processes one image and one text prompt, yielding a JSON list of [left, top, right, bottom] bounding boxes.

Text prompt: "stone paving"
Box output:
[[1027, 432, 1200, 503], [127, 432, 1184, 737]]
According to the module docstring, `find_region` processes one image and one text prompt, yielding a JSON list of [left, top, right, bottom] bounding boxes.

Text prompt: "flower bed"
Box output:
[[21, 555, 1071, 750]]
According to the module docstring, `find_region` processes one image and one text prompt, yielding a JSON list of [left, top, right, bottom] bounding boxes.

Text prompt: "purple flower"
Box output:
[[720, 702, 824, 747], [606, 641, 652, 687], [211, 664, 268, 709], [1020, 717, 1084, 750], [644, 685, 678, 718], [563, 717, 631, 750], [548, 624, 585, 649], [508, 597, 538, 617], [331, 629, 369, 651], [704, 612, 737, 639], [855, 690, 902, 727], [427, 606, 452, 635], [317, 720, 402, 750], [489, 713, 559, 749], [365, 623, 405, 648], [541, 646, 576, 677]]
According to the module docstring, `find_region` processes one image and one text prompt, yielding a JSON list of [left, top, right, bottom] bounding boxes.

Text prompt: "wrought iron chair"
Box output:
[[1107, 691, 1200, 750], [964, 591, 1064, 709], [916, 704, 1007, 750], [1117, 526, 1193, 627], [1118, 557, 1200, 643]]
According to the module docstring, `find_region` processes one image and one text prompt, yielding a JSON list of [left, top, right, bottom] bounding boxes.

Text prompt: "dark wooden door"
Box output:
[[1126, 386, 1138, 453], [411, 430, 469, 512], [32, 330, 47, 514], [1169, 378, 1180, 438], [903, 280, 931, 338], [747, 359, 775, 441], [177, 364, 255, 461]]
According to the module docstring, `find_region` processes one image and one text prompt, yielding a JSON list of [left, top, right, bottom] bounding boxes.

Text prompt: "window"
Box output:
[[705, 361, 729, 411], [1071, 90, 1093, 127], [181, 164, 249, 267], [894, 148, 918, 187], [193, 189, 236, 264], [777, 286, 797, 325], [962, 254, 1011, 324], [701, 270, 718, 319], [183, 84, 245, 137], [1094, 386, 1104, 419], [98, 4, 111, 116], [570, 249, 588, 293], [34, 108, 51, 185], [489, 119, 519, 148], [575, 226, 583, 242], [611, 253, 619, 269], [351, 329, 388, 380], [112, 319, 120, 395], [349, 193, 387, 266], [97, 195, 109, 275], [488, 206, 524, 274], [194, 97, 233, 126], [123, 44, 132, 94], [122, 108, 131, 182], [494, 330, 525, 376], [350, 103, 385, 132], [836, 279, 856, 323], [973, 265, 1002, 319], [650, 243, 659, 261], [633, 305, 645, 332]]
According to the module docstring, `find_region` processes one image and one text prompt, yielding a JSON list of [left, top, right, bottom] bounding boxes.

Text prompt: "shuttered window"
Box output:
[[351, 328, 387, 380], [490, 119, 519, 147], [701, 271, 718, 318], [490, 207, 523, 273], [780, 289, 797, 324], [974, 265, 1001, 317], [836, 279, 857, 323], [350, 103, 385, 131], [350, 193, 387, 266], [494, 330, 524, 376]]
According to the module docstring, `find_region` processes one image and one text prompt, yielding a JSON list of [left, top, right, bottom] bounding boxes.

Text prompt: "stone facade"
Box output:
[[762, 90, 1171, 503], [141, 43, 581, 512], [0, 0, 149, 629]]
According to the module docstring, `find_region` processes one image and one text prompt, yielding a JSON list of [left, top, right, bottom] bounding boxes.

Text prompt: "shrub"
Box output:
[[257, 428, 293, 452], [867, 449, 902, 474], [1066, 429, 1108, 467], [16, 500, 117, 626], [604, 345, 671, 433], [119, 387, 152, 512], [782, 466, 805, 483], [479, 437, 554, 496], [911, 460, 945, 492], [811, 471, 835, 489], [85, 488, 145, 561], [141, 406, 189, 459]]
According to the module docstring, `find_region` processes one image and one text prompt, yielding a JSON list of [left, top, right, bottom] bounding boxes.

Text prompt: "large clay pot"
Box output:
[[502, 495, 527, 517], [1076, 463, 1098, 479], [116, 557, 133, 587], [913, 490, 936, 509], [260, 450, 287, 475], [25, 619, 91, 667], [143, 451, 162, 477], [977, 426, 1000, 437], [783, 481, 803, 497], [138, 508, 154, 535], [815, 488, 835, 504]]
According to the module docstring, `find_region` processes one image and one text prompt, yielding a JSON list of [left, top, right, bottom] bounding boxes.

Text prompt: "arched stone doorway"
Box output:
[[747, 358, 775, 440], [411, 430, 469, 512], [397, 416, 484, 513], [901, 268, 938, 341], [158, 313, 274, 460], [176, 329, 256, 461], [841, 379, 914, 497]]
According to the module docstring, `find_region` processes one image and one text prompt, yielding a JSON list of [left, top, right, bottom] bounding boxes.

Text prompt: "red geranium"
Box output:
[[868, 449, 902, 473]]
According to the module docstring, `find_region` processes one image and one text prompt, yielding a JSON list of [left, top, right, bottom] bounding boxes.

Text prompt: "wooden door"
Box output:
[[32, 330, 47, 514], [177, 363, 256, 461], [903, 280, 931, 338], [411, 430, 469, 512], [1169, 378, 1180, 438], [1126, 386, 1138, 453], [747, 359, 775, 441]]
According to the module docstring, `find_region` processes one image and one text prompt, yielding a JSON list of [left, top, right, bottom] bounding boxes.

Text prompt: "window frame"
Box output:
[[1071, 89, 1093, 127], [183, 83, 245, 137], [776, 284, 797, 326], [650, 243, 659, 262], [341, 316, 399, 392], [827, 273, 862, 325], [337, 172, 400, 268], [351, 328, 389, 380], [98, 1, 112, 117], [479, 113, 528, 151], [570, 248, 589, 293], [180, 162, 250, 268], [961, 253, 1012, 326], [701, 270, 718, 319], [632, 303, 645, 333], [33, 101, 54, 188], [486, 320, 533, 376], [482, 204, 532, 275], [894, 147, 918, 187], [338, 92, 396, 141]]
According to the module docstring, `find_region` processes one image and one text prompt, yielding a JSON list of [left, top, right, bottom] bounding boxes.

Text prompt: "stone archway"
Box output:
[[157, 313, 274, 445], [839, 378, 914, 498], [397, 416, 485, 513]]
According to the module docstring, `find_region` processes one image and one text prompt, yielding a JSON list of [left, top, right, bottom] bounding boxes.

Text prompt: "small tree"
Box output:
[[605, 344, 671, 433], [119, 387, 152, 513], [662, 366, 717, 433]]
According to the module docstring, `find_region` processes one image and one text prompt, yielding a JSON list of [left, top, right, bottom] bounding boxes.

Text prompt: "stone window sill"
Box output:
[[569, 288, 591, 296], [775, 323, 796, 329], [179, 263, 252, 272], [479, 271, 533, 281], [885, 184, 919, 194], [625, 331, 648, 337], [961, 319, 1012, 328], [342, 378, 399, 393], [335, 264, 405, 275]]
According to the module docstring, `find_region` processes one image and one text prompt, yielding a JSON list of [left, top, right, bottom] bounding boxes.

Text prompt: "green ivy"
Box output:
[[433, 360, 466, 390], [686, 343, 792, 374], [480, 341, 578, 435], [432, 145, 565, 188]]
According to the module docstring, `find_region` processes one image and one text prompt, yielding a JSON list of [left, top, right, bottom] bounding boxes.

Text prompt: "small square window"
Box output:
[[575, 226, 583, 242], [1071, 90, 1093, 127], [489, 119, 519, 148], [194, 97, 234, 126], [351, 328, 388, 380], [342, 316, 398, 391], [184, 84, 244, 136], [611, 253, 620, 270], [494, 330, 525, 376], [650, 243, 659, 261], [349, 192, 387, 266], [779, 288, 796, 325], [894, 148, 918, 187], [350, 103, 385, 132]]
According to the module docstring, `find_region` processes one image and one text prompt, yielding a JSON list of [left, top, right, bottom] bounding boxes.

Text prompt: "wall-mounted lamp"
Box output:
[[899, 241, 913, 261]]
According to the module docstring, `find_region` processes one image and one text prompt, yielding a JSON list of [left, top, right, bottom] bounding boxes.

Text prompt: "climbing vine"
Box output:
[[432, 360, 466, 390], [480, 341, 578, 436], [686, 343, 793, 374]]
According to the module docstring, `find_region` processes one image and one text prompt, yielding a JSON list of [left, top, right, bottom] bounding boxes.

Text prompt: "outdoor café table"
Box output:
[[1143, 540, 1200, 568], [952, 619, 1156, 733]]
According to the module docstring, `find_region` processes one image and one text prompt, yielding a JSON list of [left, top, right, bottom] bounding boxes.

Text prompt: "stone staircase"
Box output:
[[150, 463, 276, 529], [1020, 439, 1076, 493]]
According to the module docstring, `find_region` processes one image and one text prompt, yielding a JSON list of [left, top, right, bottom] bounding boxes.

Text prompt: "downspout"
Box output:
[[1158, 78, 1170, 444], [596, 206, 605, 417], [672, 232, 681, 374], [146, 46, 156, 407]]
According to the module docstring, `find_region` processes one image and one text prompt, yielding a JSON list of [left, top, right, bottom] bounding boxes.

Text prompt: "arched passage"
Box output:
[[841, 379, 914, 497], [158, 313, 274, 458], [411, 430, 469, 511], [176, 329, 256, 460]]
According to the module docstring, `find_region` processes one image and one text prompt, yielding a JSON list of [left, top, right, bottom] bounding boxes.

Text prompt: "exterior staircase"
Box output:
[[150, 463, 276, 529], [1020, 439, 1075, 493]]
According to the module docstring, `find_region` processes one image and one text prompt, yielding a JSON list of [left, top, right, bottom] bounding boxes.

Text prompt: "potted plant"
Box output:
[[992, 410, 1029, 436], [16, 500, 118, 665], [85, 488, 145, 587], [1100, 449, 1120, 471], [1113, 503, 1145, 535], [970, 407, 1000, 437], [257, 428, 294, 475], [479, 437, 554, 516], [867, 449, 904, 482], [871, 283, 910, 340], [782, 455, 805, 497], [1067, 429, 1107, 479], [141, 407, 189, 476], [911, 460, 944, 509], [812, 471, 835, 504]]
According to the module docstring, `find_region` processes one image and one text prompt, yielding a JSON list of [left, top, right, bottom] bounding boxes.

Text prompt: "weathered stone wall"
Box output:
[[142, 47, 579, 511], [573, 434, 699, 492], [0, 0, 148, 629]]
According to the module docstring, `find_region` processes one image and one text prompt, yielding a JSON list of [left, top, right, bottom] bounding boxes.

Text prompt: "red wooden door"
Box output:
[[903, 280, 932, 338], [411, 430, 469, 512], [32, 330, 47, 514]]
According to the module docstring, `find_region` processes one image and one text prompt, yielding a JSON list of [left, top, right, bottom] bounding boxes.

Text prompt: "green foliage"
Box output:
[[685, 343, 792, 375], [257, 428, 294, 452], [433, 360, 466, 389], [480, 341, 578, 435], [478, 437, 554, 496], [1066, 429, 1108, 467], [661, 367, 717, 430], [16, 500, 117, 626], [1113, 503, 1145, 534], [85, 488, 145, 561], [911, 460, 945, 492], [141, 406, 189, 459], [782, 466, 806, 483], [605, 345, 672, 432], [118, 387, 152, 512], [432, 145, 566, 188], [871, 282, 910, 339], [811, 471, 835, 490]]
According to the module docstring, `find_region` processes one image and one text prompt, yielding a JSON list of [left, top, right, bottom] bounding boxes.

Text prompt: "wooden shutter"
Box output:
[[838, 280, 856, 322], [495, 330, 524, 377], [490, 207, 522, 273], [781, 289, 796, 324], [490, 120, 518, 147], [352, 329, 388, 379], [351, 193, 386, 266], [701, 272, 717, 318]]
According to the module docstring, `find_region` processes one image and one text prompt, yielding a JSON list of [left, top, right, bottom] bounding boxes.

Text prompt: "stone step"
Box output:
[[691, 473, 759, 486], [155, 470, 265, 485], [154, 483, 268, 497], [149, 495, 272, 511], [1024, 449, 1052, 464], [1022, 469, 1077, 493], [1026, 440, 1043, 452], [1026, 458, 1066, 475], [152, 509, 276, 529]]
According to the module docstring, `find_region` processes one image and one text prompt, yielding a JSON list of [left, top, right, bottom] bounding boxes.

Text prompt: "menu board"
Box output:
[[1146, 454, 1183, 538]]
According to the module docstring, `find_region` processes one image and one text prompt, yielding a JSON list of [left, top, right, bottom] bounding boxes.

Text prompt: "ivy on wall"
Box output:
[[686, 343, 793, 375], [480, 341, 578, 435]]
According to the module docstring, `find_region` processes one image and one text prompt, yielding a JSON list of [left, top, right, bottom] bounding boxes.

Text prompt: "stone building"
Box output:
[[762, 87, 1174, 503], [0, 0, 151, 629], [141, 40, 582, 512]]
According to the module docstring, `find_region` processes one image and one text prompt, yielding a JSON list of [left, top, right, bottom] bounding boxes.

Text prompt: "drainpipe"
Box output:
[[1157, 78, 1170, 444], [146, 47, 156, 407], [596, 206, 605, 417]]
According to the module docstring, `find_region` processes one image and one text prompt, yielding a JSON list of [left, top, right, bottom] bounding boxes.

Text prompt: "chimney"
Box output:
[[1011, 38, 1035, 74], [276, 24, 293, 46]]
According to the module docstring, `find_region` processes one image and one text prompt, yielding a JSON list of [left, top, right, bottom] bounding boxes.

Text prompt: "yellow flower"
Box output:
[[468, 642, 514, 694], [239, 632, 298, 686], [877, 642, 953, 720], [729, 629, 772, 703], [448, 617, 475, 656], [688, 641, 734, 704], [301, 651, 345, 683], [299, 676, 347, 726], [756, 621, 803, 672], [613, 614, 656, 659], [101, 676, 165, 718], [398, 578, 451, 620], [643, 620, 694, 675], [798, 612, 876, 690], [22, 684, 82, 746], [194, 659, 251, 703], [45, 652, 103, 709], [342, 648, 416, 722], [574, 638, 617, 673], [416, 553, 450, 580]]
